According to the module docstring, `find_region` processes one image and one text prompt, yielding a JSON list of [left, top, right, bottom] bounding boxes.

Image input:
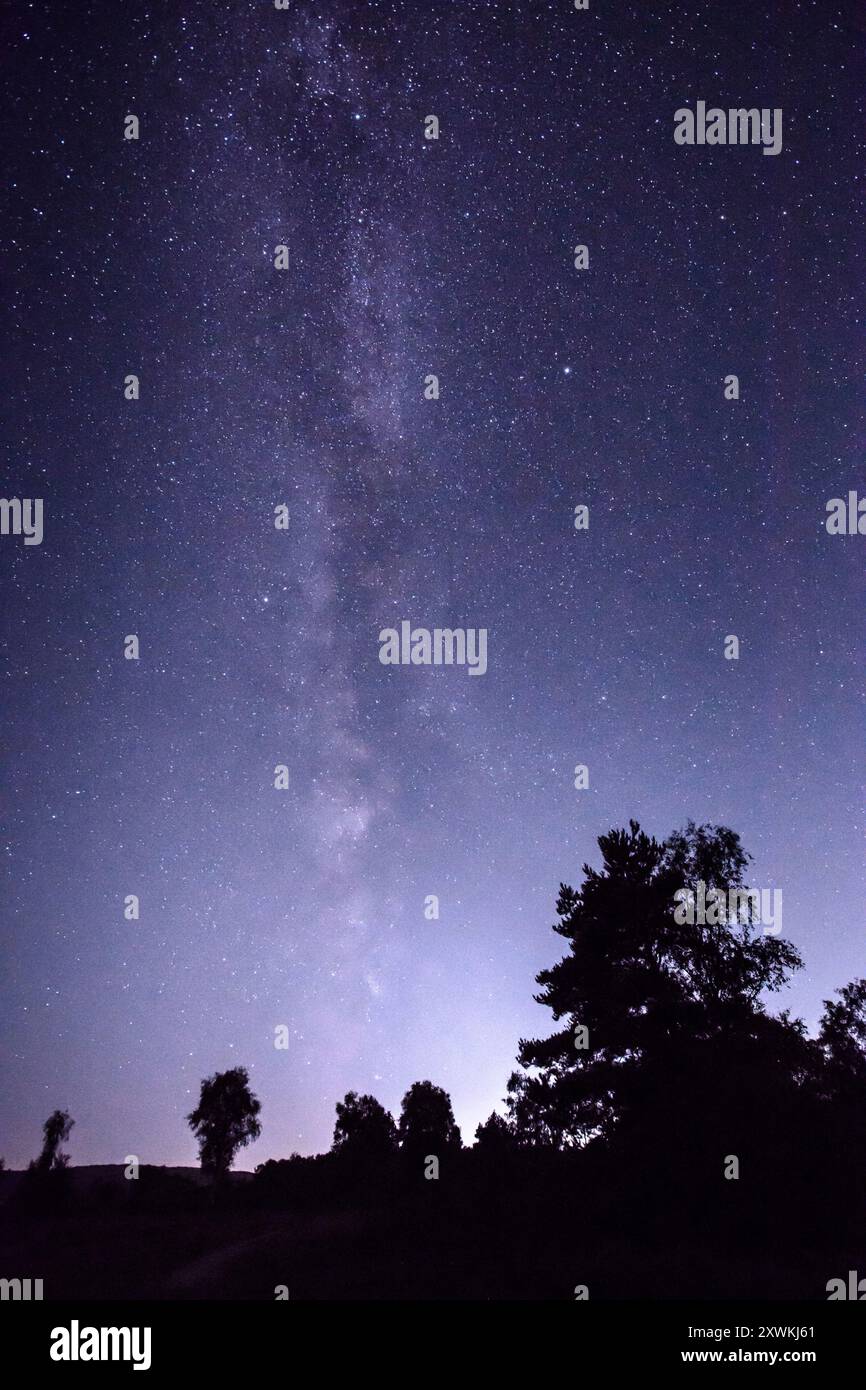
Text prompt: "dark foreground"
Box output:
[[1, 1144, 862, 1301]]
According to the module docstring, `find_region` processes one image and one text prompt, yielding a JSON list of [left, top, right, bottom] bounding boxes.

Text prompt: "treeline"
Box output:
[[9, 821, 866, 1264]]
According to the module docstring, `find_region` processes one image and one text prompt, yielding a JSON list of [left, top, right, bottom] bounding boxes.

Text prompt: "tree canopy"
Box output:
[[332, 1091, 398, 1161], [187, 1067, 262, 1178], [511, 820, 804, 1148], [398, 1080, 461, 1165]]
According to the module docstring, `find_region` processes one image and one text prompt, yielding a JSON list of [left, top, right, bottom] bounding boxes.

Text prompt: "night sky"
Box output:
[[1, 0, 863, 1169]]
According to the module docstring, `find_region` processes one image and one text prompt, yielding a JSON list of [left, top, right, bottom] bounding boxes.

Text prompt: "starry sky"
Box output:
[[1, 0, 863, 1169]]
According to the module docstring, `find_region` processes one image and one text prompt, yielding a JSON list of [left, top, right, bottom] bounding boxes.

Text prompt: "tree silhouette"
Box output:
[[820, 978, 866, 1089], [31, 1109, 74, 1172], [398, 1081, 461, 1169], [474, 1111, 514, 1154], [513, 820, 803, 1148], [505, 1069, 571, 1148], [331, 1092, 398, 1162], [187, 1067, 261, 1179]]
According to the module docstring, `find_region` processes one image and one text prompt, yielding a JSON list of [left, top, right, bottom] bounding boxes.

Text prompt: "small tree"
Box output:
[[474, 1111, 514, 1155], [187, 1067, 261, 1179], [32, 1110, 74, 1172]]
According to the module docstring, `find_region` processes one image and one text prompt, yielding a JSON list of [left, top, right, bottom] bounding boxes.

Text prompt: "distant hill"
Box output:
[[0, 1164, 253, 1201]]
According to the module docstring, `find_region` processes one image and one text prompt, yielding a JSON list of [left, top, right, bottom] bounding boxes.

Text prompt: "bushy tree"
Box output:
[[505, 1070, 579, 1148], [331, 1092, 398, 1162], [398, 1081, 461, 1168], [187, 1067, 261, 1179], [473, 1110, 514, 1155], [513, 820, 803, 1148], [819, 978, 866, 1095]]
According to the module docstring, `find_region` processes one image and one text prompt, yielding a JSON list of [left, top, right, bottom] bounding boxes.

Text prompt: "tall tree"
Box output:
[[513, 820, 803, 1148], [187, 1067, 261, 1179], [32, 1109, 74, 1172], [398, 1081, 461, 1167]]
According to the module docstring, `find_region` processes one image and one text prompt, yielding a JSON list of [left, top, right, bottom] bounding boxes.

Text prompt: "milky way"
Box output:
[[1, 0, 863, 1166]]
